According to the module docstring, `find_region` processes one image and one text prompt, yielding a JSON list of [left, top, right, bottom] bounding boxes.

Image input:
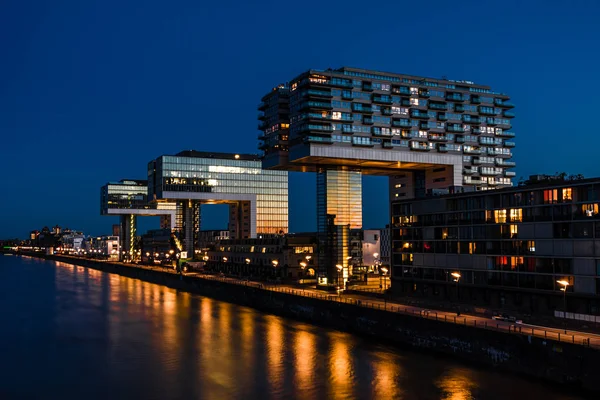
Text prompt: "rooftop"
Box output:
[[172, 150, 261, 162]]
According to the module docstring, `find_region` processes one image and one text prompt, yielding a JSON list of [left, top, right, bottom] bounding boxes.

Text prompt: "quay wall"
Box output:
[[18, 252, 600, 394]]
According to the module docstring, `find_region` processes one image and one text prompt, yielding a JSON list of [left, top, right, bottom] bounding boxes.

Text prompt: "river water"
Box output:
[[0, 256, 584, 400]]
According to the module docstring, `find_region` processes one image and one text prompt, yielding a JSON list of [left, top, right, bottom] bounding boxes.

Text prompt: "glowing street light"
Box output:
[[336, 264, 343, 289], [557, 279, 570, 333]]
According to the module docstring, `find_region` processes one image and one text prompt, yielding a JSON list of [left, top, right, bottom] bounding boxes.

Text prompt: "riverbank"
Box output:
[[11, 251, 600, 394]]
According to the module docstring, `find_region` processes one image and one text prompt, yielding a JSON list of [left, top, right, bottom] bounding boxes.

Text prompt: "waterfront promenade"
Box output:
[[19, 252, 600, 349]]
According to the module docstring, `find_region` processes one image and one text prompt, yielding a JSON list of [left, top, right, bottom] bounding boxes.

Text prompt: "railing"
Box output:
[[199, 274, 596, 349], [33, 254, 599, 349]]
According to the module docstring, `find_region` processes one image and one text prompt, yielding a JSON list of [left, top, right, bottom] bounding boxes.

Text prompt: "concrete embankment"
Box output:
[[16, 252, 600, 394]]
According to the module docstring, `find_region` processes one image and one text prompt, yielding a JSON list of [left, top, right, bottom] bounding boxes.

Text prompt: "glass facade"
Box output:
[[100, 180, 149, 214], [148, 152, 288, 236], [317, 169, 361, 281]]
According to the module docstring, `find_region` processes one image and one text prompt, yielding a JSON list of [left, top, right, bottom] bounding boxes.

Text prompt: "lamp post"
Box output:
[[336, 264, 343, 290], [557, 279, 569, 333], [381, 267, 388, 290], [451, 272, 461, 315]]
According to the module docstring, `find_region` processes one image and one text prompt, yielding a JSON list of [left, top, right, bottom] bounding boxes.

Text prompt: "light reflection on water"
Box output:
[[0, 256, 584, 400]]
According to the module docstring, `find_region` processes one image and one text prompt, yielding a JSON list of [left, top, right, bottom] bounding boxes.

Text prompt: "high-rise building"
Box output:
[[147, 151, 288, 256], [390, 175, 600, 316], [259, 67, 514, 284]]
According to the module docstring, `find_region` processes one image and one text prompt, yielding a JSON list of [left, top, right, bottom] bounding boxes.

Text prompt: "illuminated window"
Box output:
[[509, 208, 522, 222], [442, 228, 448, 239], [544, 189, 558, 204], [562, 188, 572, 201], [582, 204, 598, 217], [510, 256, 523, 270], [395, 183, 404, 188], [510, 224, 518, 238], [468, 242, 476, 254], [494, 209, 507, 223], [527, 241, 535, 252]]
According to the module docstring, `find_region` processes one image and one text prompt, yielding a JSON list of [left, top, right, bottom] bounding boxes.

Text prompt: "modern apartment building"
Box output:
[[259, 67, 514, 283], [147, 151, 288, 256], [390, 175, 600, 316]]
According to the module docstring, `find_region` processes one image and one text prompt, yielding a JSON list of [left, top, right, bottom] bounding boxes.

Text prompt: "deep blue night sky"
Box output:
[[1, 0, 599, 238]]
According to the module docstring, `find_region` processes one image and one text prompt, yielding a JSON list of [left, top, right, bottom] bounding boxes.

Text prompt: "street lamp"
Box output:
[[451, 272, 461, 315], [557, 279, 569, 333], [336, 264, 343, 289], [381, 267, 389, 290]]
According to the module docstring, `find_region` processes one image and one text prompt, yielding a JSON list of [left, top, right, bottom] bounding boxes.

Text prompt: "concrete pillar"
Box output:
[[119, 214, 136, 260], [180, 200, 201, 257]]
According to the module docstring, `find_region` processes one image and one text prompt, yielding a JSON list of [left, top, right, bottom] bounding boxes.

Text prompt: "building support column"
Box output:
[[316, 168, 362, 286], [180, 200, 201, 258]]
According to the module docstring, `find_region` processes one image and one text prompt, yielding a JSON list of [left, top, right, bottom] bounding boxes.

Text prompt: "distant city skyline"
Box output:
[[2, 0, 600, 238]]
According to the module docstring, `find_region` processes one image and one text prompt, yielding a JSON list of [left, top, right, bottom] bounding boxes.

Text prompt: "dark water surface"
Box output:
[[0, 256, 584, 400]]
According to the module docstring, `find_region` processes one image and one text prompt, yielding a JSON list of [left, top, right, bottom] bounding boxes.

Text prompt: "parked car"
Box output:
[[492, 314, 522, 323]]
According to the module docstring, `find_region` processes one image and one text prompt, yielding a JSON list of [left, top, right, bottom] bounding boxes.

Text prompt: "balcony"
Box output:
[[463, 167, 476, 174], [411, 110, 430, 119], [454, 104, 465, 113], [505, 171, 516, 177], [496, 131, 515, 138], [447, 125, 464, 133], [471, 128, 482, 134], [463, 147, 482, 155], [419, 91, 430, 98], [258, 101, 267, 111], [465, 117, 481, 124], [480, 168, 501, 176], [438, 144, 449, 152], [496, 159, 516, 167], [504, 141, 516, 147], [352, 105, 374, 113], [447, 94, 465, 102], [504, 111, 515, 118], [479, 108, 495, 115], [363, 117, 374, 125], [381, 108, 393, 115], [428, 134, 447, 141], [307, 89, 333, 98], [304, 136, 334, 144], [373, 95, 393, 104], [392, 86, 411, 95], [392, 119, 411, 127], [327, 79, 353, 88], [300, 101, 332, 110], [410, 141, 431, 151], [258, 112, 266, 121], [495, 100, 515, 108], [438, 114, 448, 121], [352, 141, 374, 148], [471, 97, 481, 104], [362, 83, 373, 91], [429, 103, 447, 111], [463, 177, 483, 185], [419, 123, 430, 130], [382, 142, 394, 149], [258, 122, 268, 130], [300, 124, 333, 134]]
